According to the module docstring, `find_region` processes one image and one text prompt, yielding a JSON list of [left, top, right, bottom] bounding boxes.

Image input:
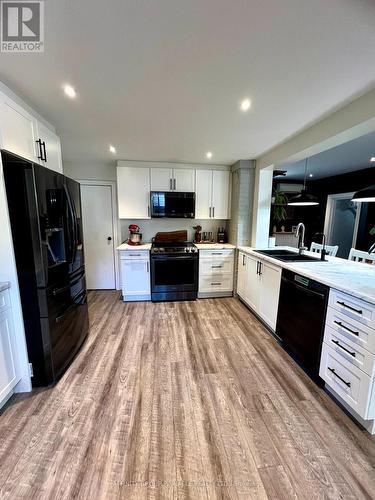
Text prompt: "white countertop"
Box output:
[[0, 282, 11, 292], [196, 243, 236, 250], [117, 242, 152, 251], [238, 246, 375, 305]]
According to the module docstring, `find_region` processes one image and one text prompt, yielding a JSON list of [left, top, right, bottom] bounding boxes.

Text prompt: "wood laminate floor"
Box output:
[[1, 292, 375, 499]]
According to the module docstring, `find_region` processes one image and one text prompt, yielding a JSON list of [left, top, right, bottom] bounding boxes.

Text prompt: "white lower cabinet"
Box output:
[[0, 289, 19, 408], [119, 251, 151, 301], [198, 249, 234, 298], [236, 251, 281, 331], [320, 289, 375, 430]]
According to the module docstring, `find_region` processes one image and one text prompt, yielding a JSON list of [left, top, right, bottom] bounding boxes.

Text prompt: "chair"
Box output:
[[310, 242, 339, 257], [348, 248, 375, 265]]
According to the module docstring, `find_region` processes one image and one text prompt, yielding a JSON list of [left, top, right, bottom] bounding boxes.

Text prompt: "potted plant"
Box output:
[[272, 190, 288, 224]]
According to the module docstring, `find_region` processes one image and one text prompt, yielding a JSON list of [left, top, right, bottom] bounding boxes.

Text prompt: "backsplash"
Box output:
[[120, 219, 228, 243]]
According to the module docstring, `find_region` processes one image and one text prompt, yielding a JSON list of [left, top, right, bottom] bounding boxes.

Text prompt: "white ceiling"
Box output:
[[277, 131, 375, 180], [1, 0, 375, 165]]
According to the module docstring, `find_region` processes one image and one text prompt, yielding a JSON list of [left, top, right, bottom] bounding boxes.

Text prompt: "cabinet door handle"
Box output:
[[148, 205, 150, 217], [242, 254, 245, 266], [42, 141, 47, 162], [36, 139, 43, 160], [336, 301, 362, 315], [170, 178, 173, 190], [333, 320, 359, 336], [212, 206, 215, 218], [146, 261, 149, 273], [209, 207, 211, 217], [331, 339, 356, 357], [328, 367, 351, 387], [211, 282, 222, 286], [174, 178, 176, 190]]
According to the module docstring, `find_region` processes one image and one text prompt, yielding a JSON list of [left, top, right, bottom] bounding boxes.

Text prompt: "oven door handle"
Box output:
[[151, 255, 198, 260]]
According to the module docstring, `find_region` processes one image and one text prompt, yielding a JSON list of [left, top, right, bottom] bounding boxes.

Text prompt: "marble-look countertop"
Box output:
[[238, 246, 375, 305], [195, 243, 236, 250], [0, 282, 11, 292], [117, 242, 152, 251]]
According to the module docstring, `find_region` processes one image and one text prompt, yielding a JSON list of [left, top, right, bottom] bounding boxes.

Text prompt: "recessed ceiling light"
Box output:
[[240, 98, 251, 112], [63, 84, 76, 99], [206, 152, 213, 159], [370, 157, 375, 162], [109, 145, 116, 154]]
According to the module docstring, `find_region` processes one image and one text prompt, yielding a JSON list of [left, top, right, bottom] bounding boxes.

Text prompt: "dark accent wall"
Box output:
[[273, 167, 375, 250]]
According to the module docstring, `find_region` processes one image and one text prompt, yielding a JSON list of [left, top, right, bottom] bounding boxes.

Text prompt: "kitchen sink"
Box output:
[[254, 249, 323, 262]]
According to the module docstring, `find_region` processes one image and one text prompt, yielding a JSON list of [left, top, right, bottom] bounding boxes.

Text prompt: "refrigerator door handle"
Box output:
[[64, 185, 77, 266]]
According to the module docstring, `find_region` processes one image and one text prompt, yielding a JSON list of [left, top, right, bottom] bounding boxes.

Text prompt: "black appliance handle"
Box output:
[[333, 320, 359, 336], [55, 303, 76, 323], [52, 273, 84, 296], [151, 254, 198, 261], [328, 367, 351, 387], [331, 339, 356, 357], [281, 276, 325, 300], [336, 301, 363, 315], [64, 185, 77, 265]]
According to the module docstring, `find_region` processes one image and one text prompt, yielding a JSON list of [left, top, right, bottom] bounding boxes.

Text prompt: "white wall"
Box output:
[[63, 160, 116, 181]]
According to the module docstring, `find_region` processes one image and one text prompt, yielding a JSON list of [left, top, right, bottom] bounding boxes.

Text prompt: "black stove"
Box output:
[[150, 242, 198, 301]]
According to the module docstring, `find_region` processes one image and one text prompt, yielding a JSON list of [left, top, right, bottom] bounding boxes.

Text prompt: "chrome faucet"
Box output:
[[295, 222, 307, 255]]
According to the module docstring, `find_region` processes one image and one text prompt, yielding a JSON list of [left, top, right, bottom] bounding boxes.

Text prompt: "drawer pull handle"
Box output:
[[331, 339, 356, 357], [212, 252, 223, 255], [128, 254, 142, 257], [211, 282, 222, 286], [328, 367, 351, 387], [336, 301, 363, 315], [333, 320, 359, 336], [212, 265, 223, 268]]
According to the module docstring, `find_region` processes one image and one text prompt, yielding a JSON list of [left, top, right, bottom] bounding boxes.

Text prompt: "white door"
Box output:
[[0, 309, 17, 404], [237, 252, 247, 298], [37, 122, 63, 173], [117, 166, 150, 218], [173, 169, 195, 192], [244, 254, 260, 312], [150, 168, 173, 191], [195, 170, 212, 219], [122, 259, 150, 296], [259, 261, 281, 330], [212, 170, 230, 219], [81, 184, 116, 289], [0, 96, 37, 162]]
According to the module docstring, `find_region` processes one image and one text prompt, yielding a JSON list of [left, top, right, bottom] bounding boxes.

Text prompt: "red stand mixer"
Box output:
[[127, 224, 142, 245]]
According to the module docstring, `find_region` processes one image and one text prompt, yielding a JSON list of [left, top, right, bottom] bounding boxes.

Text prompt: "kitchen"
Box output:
[[1, 1, 375, 498]]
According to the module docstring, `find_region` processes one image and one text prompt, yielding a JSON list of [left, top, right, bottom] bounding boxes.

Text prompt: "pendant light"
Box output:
[[288, 157, 319, 206], [352, 184, 375, 203]]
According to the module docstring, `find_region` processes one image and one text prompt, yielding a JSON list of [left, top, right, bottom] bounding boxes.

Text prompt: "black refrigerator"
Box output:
[[2, 150, 89, 387]]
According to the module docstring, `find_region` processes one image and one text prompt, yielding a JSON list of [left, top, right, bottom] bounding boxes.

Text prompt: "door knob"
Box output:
[[107, 236, 112, 241]]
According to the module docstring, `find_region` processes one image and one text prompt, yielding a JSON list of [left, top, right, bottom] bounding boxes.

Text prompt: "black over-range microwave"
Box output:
[[150, 191, 195, 218]]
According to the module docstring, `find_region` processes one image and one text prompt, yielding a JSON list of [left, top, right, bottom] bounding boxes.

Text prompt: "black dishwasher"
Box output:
[[275, 269, 329, 383]]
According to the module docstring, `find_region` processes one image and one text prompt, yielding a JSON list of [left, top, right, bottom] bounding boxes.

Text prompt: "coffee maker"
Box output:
[[128, 224, 142, 245], [217, 227, 227, 243]]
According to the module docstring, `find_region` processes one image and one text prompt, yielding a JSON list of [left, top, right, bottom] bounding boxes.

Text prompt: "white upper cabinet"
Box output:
[[0, 89, 63, 172], [195, 170, 212, 219], [174, 168, 195, 192], [0, 95, 37, 162], [195, 169, 231, 219], [36, 122, 63, 173], [150, 168, 173, 191], [117, 166, 150, 219], [212, 170, 231, 219], [150, 167, 195, 192]]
